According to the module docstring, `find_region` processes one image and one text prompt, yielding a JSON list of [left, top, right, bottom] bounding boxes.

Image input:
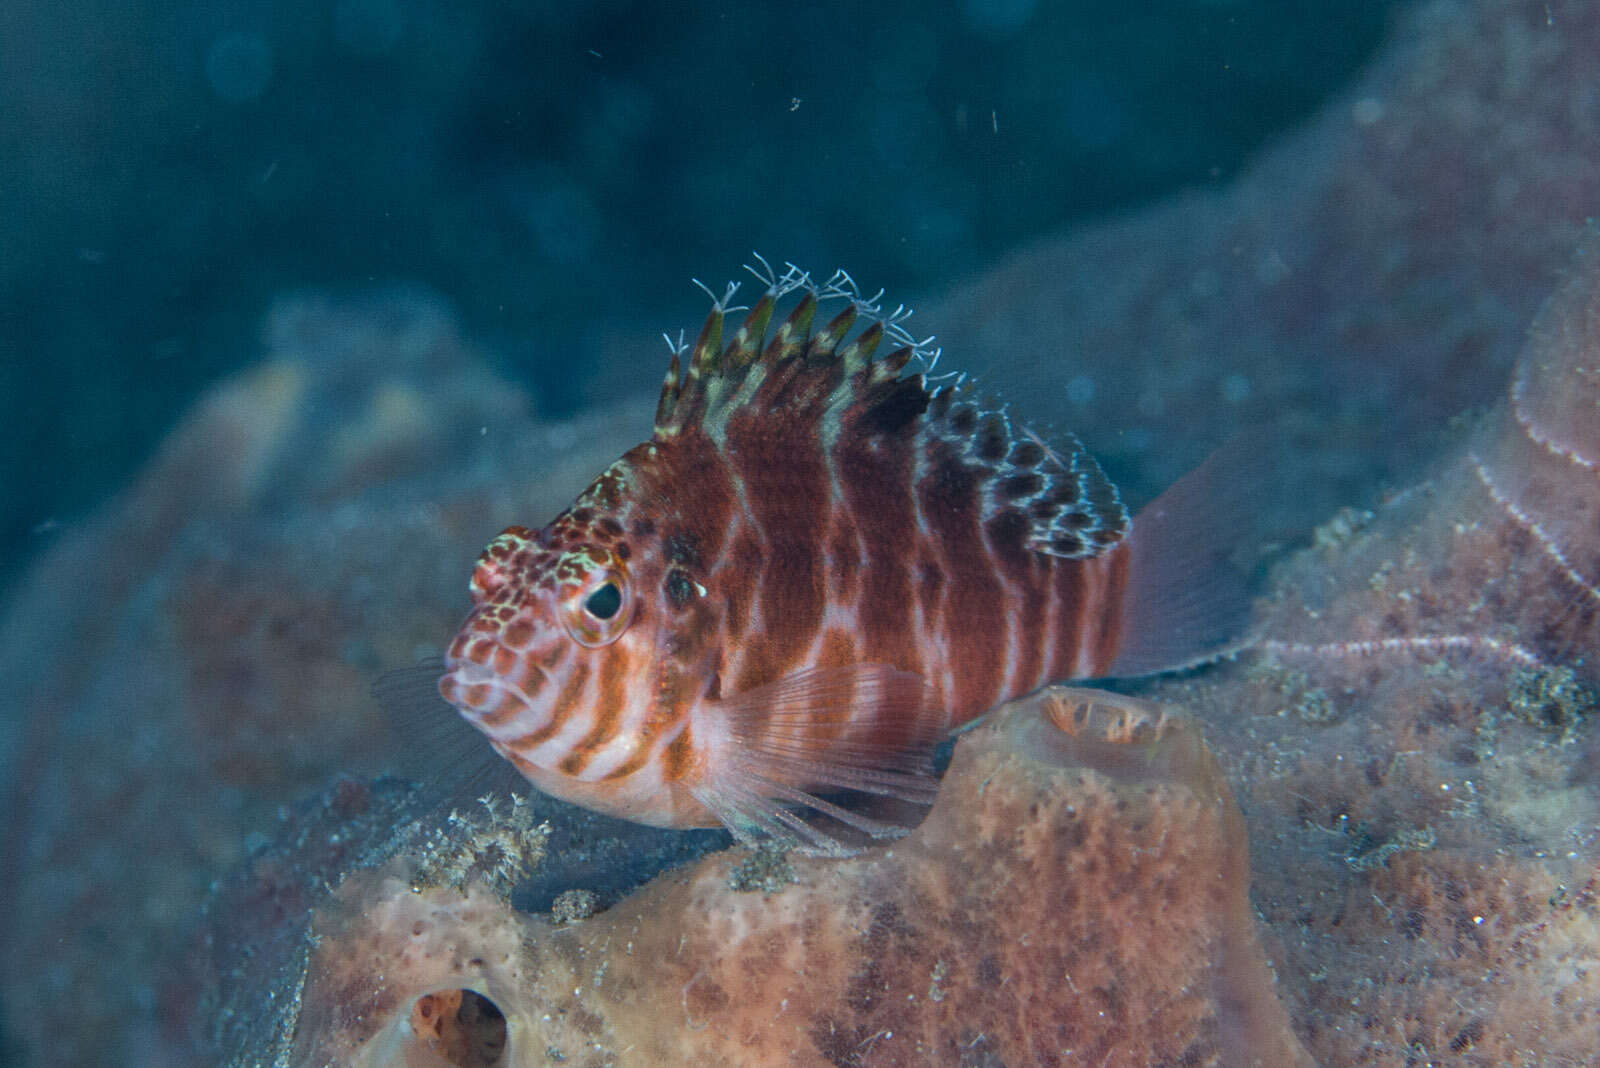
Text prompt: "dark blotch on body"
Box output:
[[976, 413, 1008, 462], [1000, 472, 1044, 500], [1008, 441, 1045, 467], [665, 532, 701, 567], [665, 568, 697, 610], [865, 380, 929, 437]]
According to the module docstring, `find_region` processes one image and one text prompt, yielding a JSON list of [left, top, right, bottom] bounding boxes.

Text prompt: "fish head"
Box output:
[[439, 496, 652, 741], [436, 443, 727, 824]]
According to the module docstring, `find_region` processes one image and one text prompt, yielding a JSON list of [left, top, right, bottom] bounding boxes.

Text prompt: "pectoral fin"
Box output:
[[690, 663, 946, 856]]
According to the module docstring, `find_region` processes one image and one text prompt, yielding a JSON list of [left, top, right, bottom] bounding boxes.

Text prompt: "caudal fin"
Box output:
[[1108, 442, 1265, 676]]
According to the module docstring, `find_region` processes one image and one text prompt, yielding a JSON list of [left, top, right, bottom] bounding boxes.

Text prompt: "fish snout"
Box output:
[[442, 605, 563, 722], [438, 648, 546, 731]]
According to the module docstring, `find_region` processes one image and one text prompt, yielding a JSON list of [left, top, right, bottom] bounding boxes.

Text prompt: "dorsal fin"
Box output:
[[652, 259, 1128, 559], [917, 375, 1128, 558]]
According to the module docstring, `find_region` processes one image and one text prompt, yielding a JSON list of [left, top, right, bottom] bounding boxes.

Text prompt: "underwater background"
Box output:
[[9, 0, 1600, 1065], [1, 0, 1395, 599]]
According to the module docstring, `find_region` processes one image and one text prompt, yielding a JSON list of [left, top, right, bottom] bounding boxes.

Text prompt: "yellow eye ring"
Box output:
[[561, 567, 633, 647]]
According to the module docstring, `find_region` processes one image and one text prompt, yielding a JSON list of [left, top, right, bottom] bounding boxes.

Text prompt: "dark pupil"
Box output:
[[584, 582, 622, 620]]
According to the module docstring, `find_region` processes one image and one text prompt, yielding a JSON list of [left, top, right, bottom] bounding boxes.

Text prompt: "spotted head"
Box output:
[[435, 440, 732, 827], [440, 512, 627, 708]]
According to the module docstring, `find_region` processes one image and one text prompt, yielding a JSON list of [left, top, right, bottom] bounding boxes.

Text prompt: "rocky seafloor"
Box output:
[[4, 1, 1600, 1064]]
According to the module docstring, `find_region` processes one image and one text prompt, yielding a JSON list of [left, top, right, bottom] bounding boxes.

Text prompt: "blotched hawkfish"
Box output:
[[434, 263, 1246, 854]]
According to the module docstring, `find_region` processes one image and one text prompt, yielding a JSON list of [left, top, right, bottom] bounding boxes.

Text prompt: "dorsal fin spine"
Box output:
[[873, 345, 915, 382], [729, 294, 776, 367], [765, 293, 817, 363], [690, 308, 724, 379], [807, 305, 858, 361], [838, 321, 884, 372], [655, 352, 683, 431]]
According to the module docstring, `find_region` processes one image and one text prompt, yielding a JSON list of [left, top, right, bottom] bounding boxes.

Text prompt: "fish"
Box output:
[[435, 261, 1249, 854]]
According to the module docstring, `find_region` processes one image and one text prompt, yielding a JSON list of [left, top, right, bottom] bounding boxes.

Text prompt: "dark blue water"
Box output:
[[0, 0, 1395, 596]]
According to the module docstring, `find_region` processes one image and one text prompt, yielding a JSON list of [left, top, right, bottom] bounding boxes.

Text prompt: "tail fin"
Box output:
[[1107, 441, 1265, 676]]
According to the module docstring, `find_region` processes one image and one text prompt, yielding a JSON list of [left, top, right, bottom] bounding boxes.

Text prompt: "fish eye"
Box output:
[[584, 582, 622, 620], [560, 563, 633, 648]]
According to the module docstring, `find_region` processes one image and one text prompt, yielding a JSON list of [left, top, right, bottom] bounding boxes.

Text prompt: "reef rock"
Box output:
[[1132, 235, 1600, 1064], [289, 688, 1309, 1068], [0, 291, 675, 1067]]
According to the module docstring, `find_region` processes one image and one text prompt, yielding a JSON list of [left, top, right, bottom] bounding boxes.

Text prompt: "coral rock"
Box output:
[[1142, 237, 1600, 1065], [0, 290, 655, 1067], [1472, 236, 1600, 660], [291, 688, 1310, 1067]]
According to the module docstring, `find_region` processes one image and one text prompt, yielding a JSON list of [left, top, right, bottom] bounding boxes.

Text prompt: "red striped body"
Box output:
[[440, 266, 1169, 851]]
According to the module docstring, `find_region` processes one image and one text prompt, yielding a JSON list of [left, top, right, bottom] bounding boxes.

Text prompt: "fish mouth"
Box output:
[[438, 658, 547, 730]]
